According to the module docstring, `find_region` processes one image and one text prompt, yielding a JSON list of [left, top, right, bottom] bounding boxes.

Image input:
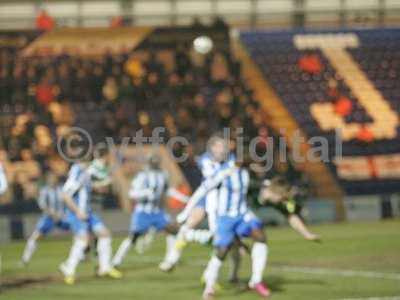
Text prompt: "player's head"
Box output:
[[147, 153, 161, 170], [207, 132, 229, 162], [93, 142, 110, 165], [261, 176, 288, 204]]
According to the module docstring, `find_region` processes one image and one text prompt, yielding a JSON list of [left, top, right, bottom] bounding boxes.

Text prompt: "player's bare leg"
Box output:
[[228, 242, 241, 283]]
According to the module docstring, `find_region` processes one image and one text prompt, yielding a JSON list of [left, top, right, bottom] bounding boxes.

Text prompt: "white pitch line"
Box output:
[[270, 266, 400, 281], [337, 297, 400, 300], [122, 255, 400, 281]]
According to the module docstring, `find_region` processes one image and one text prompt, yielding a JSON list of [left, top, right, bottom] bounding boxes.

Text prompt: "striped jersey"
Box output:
[[38, 185, 65, 216], [62, 163, 92, 213], [215, 167, 250, 217], [195, 151, 250, 217], [196, 152, 236, 214], [129, 169, 169, 213], [0, 163, 7, 195]]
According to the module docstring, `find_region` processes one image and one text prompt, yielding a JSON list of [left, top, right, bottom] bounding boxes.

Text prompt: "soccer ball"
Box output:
[[193, 36, 213, 54]]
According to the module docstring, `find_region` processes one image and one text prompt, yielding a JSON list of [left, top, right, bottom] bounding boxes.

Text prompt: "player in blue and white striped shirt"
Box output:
[[175, 135, 235, 248], [0, 162, 8, 195], [169, 134, 240, 277], [22, 170, 69, 265], [178, 154, 271, 299], [196, 151, 236, 232], [112, 154, 181, 270], [59, 145, 121, 285], [199, 166, 270, 299]]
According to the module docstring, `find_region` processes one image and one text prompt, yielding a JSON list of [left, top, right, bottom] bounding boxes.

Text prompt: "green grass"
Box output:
[[1, 220, 400, 300]]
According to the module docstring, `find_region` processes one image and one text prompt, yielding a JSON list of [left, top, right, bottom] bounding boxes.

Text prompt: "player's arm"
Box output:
[[62, 169, 87, 220], [162, 171, 190, 204], [287, 213, 320, 242], [63, 192, 87, 220], [176, 166, 236, 223], [259, 182, 320, 241], [37, 188, 53, 216], [285, 187, 320, 241], [0, 165, 8, 195], [166, 187, 189, 203]]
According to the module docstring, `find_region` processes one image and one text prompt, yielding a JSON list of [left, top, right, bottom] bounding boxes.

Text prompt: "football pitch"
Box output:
[[1, 220, 399, 300]]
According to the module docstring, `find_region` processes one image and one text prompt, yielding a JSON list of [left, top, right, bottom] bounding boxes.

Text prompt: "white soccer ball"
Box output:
[[193, 36, 213, 54]]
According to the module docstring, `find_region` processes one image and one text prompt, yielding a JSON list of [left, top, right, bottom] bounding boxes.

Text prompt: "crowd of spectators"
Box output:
[[0, 34, 303, 203]]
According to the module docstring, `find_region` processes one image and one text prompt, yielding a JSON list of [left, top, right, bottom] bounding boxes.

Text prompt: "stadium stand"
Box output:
[[1, 25, 302, 209], [3, 25, 400, 217], [240, 28, 400, 195]]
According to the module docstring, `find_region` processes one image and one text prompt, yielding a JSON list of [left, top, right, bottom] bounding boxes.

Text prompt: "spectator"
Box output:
[[175, 45, 192, 77], [36, 78, 55, 107], [212, 16, 229, 30], [48, 101, 75, 125], [102, 77, 119, 103], [298, 53, 322, 74], [125, 57, 145, 78], [36, 10, 55, 31], [110, 16, 124, 28], [191, 16, 206, 30], [335, 96, 353, 117], [119, 75, 134, 101]]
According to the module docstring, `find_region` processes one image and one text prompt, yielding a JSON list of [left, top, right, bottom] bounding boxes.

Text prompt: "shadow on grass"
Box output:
[[267, 274, 326, 291], [224, 274, 326, 296], [1, 276, 54, 293]]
